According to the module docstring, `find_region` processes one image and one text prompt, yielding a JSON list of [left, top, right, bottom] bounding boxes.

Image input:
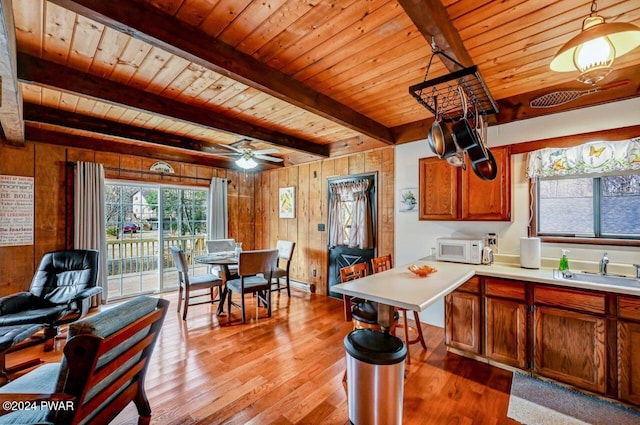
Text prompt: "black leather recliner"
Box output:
[[0, 249, 102, 350]]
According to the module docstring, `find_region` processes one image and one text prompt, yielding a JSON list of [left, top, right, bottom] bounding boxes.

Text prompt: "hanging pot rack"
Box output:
[[408, 46, 499, 123]]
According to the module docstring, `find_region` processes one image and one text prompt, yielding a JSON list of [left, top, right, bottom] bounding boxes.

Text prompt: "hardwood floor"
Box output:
[[8, 289, 519, 425]]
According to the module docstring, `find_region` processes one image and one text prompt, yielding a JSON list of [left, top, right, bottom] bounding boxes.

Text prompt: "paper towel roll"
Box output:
[[520, 237, 541, 269]]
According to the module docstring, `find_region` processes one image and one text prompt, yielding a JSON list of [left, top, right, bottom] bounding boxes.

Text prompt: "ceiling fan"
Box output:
[[213, 140, 283, 169]]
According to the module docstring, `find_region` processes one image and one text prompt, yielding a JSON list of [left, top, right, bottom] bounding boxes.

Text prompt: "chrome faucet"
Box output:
[[599, 252, 609, 275]]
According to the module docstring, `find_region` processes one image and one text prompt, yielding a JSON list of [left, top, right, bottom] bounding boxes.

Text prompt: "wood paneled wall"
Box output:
[[0, 141, 254, 296], [0, 141, 395, 297], [253, 147, 395, 295]]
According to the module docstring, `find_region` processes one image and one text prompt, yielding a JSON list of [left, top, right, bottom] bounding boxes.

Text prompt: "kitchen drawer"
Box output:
[[457, 276, 480, 294], [618, 296, 640, 321], [485, 277, 526, 301], [533, 285, 605, 315]]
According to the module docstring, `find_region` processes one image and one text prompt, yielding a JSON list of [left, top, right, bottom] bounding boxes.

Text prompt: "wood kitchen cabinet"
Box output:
[[532, 286, 607, 394], [484, 278, 528, 369], [617, 296, 640, 405], [445, 276, 640, 406], [419, 146, 511, 221], [418, 155, 459, 220], [445, 277, 481, 354]]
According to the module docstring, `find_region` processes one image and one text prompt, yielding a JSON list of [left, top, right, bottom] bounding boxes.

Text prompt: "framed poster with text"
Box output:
[[0, 175, 34, 246]]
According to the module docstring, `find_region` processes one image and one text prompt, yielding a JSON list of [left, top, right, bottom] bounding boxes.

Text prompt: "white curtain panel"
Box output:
[[74, 161, 108, 303], [208, 177, 228, 240], [328, 180, 374, 249], [327, 185, 343, 248], [348, 180, 373, 249]]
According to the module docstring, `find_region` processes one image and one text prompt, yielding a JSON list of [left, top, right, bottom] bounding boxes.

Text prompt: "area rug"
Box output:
[[507, 372, 640, 425]]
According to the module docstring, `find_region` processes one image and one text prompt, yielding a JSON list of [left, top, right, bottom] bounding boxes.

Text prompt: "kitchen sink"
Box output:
[[554, 270, 640, 288]]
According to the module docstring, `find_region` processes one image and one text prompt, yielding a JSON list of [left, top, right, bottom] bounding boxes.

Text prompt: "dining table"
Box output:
[[194, 252, 239, 315], [330, 257, 475, 331]]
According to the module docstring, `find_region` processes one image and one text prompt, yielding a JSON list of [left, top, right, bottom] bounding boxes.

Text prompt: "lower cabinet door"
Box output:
[[485, 297, 528, 369], [533, 306, 606, 393], [445, 291, 481, 354], [618, 321, 640, 405]]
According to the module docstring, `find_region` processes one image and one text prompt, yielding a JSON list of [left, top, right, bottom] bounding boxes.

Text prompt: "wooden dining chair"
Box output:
[[271, 240, 296, 296], [226, 249, 279, 324], [371, 254, 427, 364], [171, 247, 224, 321], [340, 263, 397, 332]]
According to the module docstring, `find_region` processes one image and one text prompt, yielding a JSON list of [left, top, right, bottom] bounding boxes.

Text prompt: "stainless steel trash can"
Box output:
[[344, 328, 407, 425]]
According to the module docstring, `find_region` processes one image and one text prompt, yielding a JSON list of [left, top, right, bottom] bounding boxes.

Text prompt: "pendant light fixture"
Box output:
[[550, 0, 640, 85]]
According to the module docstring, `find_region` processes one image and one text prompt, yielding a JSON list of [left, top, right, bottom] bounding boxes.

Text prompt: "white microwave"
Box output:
[[436, 238, 484, 264]]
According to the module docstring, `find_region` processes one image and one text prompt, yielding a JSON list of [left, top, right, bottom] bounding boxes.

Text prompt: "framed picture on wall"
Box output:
[[279, 187, 295, 218], [399, 187, 418, 213]]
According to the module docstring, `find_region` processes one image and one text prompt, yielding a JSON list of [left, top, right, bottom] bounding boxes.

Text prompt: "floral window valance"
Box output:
[[526, 137, 640, 178]]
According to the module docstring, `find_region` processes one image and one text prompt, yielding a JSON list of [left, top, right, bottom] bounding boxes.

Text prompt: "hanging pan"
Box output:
[[427, 96, 457, 159], [471, 147, 498, 181]]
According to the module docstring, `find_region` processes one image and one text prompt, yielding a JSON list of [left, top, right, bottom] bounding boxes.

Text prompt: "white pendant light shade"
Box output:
[[551, 11, 640, 85], [235, 156, 258, 169]]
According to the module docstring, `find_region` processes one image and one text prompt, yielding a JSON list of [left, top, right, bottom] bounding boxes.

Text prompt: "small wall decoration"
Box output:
[[149, 161, 175, 173], [399, 187, 418, 213], [279, 187, 295, 218]]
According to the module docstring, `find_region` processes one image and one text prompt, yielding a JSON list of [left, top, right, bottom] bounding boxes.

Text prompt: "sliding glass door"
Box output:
[[105, 182, 208, 300], [160, 187, 209, 291]]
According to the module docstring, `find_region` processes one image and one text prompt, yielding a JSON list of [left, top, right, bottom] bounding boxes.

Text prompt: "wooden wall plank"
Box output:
[[286, 165, 299, 278], [296, 163, 309, 284], [226, 170, 239, 240], [380, 147, 395, 259], [307, 161, 323, 292], [34, 144, 67, 262]]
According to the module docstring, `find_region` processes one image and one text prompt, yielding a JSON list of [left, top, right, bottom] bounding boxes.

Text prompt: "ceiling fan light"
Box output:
[[550, 12, 640, 84], [235, 156, 258, 169]]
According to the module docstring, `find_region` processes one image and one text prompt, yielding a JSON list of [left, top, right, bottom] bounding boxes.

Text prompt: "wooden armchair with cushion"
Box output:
[[0, 296, 169, 425]]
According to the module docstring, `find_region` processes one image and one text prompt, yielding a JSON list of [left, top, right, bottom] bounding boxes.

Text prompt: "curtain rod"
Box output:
[[65, 161, 231, 183]]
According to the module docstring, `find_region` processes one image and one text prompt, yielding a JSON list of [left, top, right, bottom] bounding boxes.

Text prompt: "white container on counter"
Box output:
[[520, 237, 541, 269]]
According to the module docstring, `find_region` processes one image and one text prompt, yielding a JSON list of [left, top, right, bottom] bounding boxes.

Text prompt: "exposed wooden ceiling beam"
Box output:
[[0, 0, 24, 145], [18, 53, 328, 158], [25, 125, 282, 171], [25, 103, 230, 154], [24, 103, 250, 156], [47, 0, 395, 145], [397, 0, 473, 71]]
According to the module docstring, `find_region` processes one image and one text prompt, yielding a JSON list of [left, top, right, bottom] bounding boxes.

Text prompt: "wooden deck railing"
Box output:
[[106, 235, 207, 275]]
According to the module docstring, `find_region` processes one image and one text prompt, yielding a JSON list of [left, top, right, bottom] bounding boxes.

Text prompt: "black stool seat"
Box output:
[[352, 301, 399, 325]]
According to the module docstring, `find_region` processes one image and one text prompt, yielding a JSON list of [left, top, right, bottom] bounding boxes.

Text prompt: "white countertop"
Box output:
[[330, 260, 475, 312], [330, 258, 640, 312], [472, 261, 640, 296]]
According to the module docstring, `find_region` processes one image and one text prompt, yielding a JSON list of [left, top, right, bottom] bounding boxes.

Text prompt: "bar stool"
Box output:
[[371, 254, 427, 365]]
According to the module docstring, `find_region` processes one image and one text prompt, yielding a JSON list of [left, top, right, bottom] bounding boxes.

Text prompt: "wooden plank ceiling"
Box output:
[[2, 0, 639, 170]]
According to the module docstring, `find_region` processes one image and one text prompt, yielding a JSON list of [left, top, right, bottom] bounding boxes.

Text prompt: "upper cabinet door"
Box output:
[[419, 146, 511, 221], [461, 146, 511, 221], [419, 157, 459, 220]]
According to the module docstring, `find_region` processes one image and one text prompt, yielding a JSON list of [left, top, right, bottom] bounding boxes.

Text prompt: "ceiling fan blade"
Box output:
[[253, 148, 279, 155], [255, 154, 283, 162], [213, 152, 242, 157], [212, 143, 243, 153]]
